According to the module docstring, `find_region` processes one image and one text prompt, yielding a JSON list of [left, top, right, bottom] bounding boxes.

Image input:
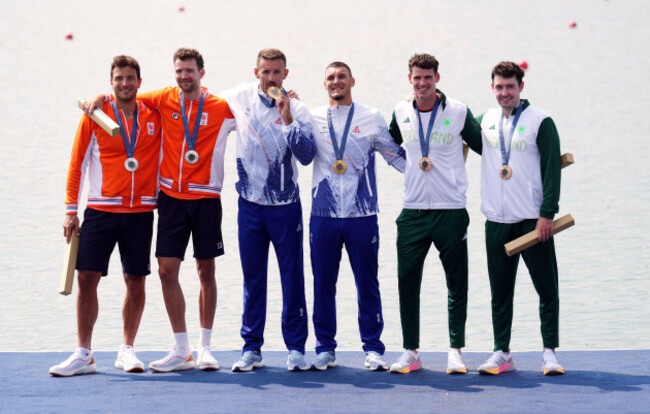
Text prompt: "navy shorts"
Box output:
[[76, 208, 154, 276], [155, 191, 224, 260]]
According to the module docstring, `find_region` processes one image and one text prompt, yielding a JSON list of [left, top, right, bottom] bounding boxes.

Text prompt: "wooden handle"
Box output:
[[77, 98, 121, 137], [504, 213, 575, 257], [59, 232, 79, 295], [561, 153, 574, 169]]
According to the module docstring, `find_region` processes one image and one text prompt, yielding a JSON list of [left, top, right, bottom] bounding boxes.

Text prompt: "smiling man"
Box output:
[[388, 53, 482, 375], [220, 48, 315, 372], [308, 62, 405, 371], [50, 56, 161, 377], [476, 61, 564, 376]]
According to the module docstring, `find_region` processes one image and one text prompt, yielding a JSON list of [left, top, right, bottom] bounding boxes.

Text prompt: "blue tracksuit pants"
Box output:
[[310, 215, 385, 354], [238, 197, 308, 353]]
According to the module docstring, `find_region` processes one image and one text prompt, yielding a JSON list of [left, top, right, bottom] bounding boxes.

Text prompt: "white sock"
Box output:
[[199, 328, 212, 348], [119, 344, 132, 353], [174, 332, 190, 353], [76, 347, 92, 357]]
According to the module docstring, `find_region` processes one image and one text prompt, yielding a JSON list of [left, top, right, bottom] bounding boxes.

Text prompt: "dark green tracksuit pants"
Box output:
[[485, 219, 560, 352], [396, 208, 469, 350]]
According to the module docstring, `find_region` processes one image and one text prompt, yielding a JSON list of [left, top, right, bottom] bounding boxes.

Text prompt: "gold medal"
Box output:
[[499, 165, 512, 179], [419, 157, 433, 171], [333, 160, 347, 174], [267, 86, 281, 99]]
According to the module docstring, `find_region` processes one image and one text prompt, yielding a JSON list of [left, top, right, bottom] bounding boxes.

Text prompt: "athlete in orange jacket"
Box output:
[[51, 56, 162, 377]]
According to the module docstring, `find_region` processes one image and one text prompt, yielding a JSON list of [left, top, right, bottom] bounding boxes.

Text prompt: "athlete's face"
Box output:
[[492, 75, 524, 114], [174, 58, 205, 95], [255, 58, 288, 93], [408, 66, 439, 105], [324, 66, 355, 105], [110, 66, 142, 102]]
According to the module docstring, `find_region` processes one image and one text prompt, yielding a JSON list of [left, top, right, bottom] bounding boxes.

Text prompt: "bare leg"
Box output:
[[77, 271, 102, 349], [196, 258, 216, 330], [157, 256, 186, 333], [122, 273, 146, 346]]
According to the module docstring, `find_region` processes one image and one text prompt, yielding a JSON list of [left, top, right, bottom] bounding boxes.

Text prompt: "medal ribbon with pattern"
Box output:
[[327, 103, 355, 174], [415, 95, 440, 160], [498, 101, 524, 168], [111, 101, 139, 171], [179, 91, 205, 161]]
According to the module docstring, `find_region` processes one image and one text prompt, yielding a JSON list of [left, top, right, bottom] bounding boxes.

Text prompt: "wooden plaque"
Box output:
[[504, 214, 575, 257], [59, 232, 79, 295], [463, 143, 469, 163], [77, 98, 121, 137]]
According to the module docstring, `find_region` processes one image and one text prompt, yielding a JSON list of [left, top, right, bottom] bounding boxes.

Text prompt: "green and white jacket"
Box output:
[[389, 90, 481, 210], [477, 100, 561, 223]]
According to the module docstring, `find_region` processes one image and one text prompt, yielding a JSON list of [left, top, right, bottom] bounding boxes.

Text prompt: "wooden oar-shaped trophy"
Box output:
[[59, 100, 121, 295]]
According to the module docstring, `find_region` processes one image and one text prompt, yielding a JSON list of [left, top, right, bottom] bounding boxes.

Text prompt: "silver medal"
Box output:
[[185, 150, 199, 164], [124, 157, 139, 172]]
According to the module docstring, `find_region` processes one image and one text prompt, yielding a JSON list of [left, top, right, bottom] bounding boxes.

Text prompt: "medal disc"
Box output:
[[185, 150, 199, 164], [267, 86, 282, 99], [333, 160, 347, 174], [124, 157, 139, 172], [419, 157, 433, 171], [499, 165, 512, 180]]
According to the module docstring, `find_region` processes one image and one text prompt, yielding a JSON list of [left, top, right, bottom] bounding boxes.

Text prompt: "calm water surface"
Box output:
[[0, 0, 648, 353]]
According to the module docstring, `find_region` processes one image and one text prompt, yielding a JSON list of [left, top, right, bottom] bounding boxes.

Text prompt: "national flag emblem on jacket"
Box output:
[[200, 113, 208, 126], [352, 126, 360, 134], [275, 117, 283, 125]]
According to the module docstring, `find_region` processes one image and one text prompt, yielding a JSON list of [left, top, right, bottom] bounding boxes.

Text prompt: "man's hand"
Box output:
[[82, 94, 106, 116], [276, 94, 293, 125], [536, 217, 553, 242], [286, 89, 300, 100], [63, 215, 80, 244]]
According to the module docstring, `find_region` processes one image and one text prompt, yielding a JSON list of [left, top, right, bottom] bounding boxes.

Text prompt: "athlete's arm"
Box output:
[[536, 116, 562, 241], [282, 102, 315, 165], [461, 107, 482, 155], [375, 113, 406, 173]]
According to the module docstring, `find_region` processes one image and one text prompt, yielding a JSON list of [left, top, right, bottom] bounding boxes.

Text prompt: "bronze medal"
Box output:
[[333, 160, 347, 174], [419, 157, 433, 172], [499, 165, 512, 180]]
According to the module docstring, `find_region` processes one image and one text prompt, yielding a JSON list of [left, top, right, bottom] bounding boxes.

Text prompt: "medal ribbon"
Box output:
[[498, 101, 523, 166], [415, 95, 440, 158], [327, 103, 355, 162], [179, 91, 205, 152], [258, 87, 288, 108], [111, 101, 139, 159]]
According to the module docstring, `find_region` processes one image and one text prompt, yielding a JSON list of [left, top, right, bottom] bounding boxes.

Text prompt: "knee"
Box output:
[[77, 271, 100, 292], [124, 275, 146, 296]]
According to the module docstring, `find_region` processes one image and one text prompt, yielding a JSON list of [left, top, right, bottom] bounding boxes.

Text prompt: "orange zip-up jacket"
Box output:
[[65, 101, 162, 214], [137, 87, 236, 200]]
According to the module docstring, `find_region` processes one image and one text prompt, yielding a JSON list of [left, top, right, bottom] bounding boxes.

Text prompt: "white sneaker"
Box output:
[[447, 348, 467, 374], [311, 351, 337, 371], [149, 345, 195, 373], [542, 348, 564, 375], [478, 350, 515, 375], [389, 350, 422, 374], [115, 346, 145, 373], [287, 350, 309, 371], [197, 346, 220, 371], [364, 351, 388, 371], [232, 350, 263, 372], [49, 349, 97, 377]]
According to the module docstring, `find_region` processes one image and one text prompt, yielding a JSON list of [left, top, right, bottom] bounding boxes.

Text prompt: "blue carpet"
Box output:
[[1, 350, 649, 413]]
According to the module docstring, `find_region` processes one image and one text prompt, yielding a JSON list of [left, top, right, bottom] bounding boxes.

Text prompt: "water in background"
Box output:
[[1, 0, 648, 352]]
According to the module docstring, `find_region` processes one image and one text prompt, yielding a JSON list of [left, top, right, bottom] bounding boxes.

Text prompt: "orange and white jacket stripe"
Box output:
[[137, 87, 236, 200], [65, 101, 162, 214]]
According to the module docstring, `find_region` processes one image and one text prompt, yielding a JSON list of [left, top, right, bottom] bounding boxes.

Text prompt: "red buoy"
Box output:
[[178, 6, 185, 12], [65, 33, 73, 40], [518, 60, 528, 71], [569, 21, 577, 28]]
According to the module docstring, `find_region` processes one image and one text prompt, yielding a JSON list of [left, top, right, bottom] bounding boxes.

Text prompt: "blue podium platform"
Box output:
[[1, 350, 649, 413]]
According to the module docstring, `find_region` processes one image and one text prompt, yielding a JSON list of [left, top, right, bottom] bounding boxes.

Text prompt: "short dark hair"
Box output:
[[408, 53, 439, 74], [111, 55, 140, 79], [173, 48, 204, 71], [491, 61, 525, 85], [257, 48, 287, 65], [325, 61, 352, 77]]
